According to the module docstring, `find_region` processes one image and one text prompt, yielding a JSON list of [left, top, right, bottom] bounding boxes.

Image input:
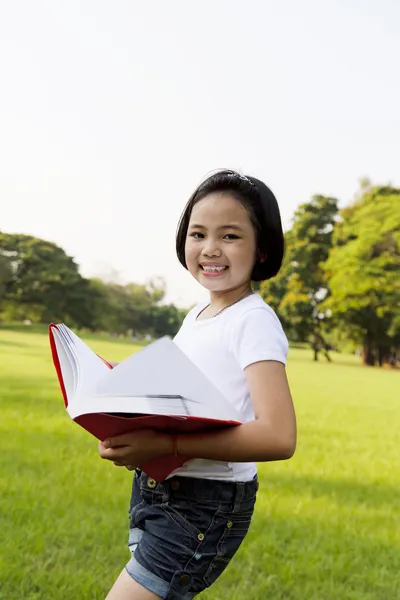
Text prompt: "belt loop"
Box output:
[[232, 482, 245, 513], [162, 479, 170, 503]]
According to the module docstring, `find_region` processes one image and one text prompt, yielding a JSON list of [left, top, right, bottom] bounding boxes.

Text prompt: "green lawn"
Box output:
[[0, 327, 399, 600]]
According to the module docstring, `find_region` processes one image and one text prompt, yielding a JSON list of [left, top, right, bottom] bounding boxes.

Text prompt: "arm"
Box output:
[[99, 360, 296, 466], [172, 360, 296, 462]]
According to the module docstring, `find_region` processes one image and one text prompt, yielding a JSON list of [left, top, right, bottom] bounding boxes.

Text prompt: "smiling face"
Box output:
[[185, 192, 258, 294]]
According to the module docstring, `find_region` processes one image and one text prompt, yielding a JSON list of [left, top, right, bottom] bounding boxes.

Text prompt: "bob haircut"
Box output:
[[176, 169, 284, 282]]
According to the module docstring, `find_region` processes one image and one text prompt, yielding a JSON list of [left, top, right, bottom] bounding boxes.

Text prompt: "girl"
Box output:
[[99, 170, 296, 600]]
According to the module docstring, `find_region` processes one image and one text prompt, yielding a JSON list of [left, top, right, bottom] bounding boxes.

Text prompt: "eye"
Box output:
[[224, 234, 240, 240], [189, 232, 204, 239]]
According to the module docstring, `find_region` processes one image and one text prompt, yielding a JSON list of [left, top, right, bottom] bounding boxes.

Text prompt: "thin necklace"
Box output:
[[197, 289, 254, 320]]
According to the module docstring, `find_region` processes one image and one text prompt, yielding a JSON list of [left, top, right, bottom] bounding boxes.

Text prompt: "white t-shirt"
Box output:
[[170, 293, 288, 482]]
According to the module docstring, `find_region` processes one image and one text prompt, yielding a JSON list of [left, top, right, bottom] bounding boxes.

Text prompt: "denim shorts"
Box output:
[[125, 470, 258, 599]]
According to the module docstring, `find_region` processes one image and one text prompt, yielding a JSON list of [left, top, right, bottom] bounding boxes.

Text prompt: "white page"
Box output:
[[52, 328, 77, 401], [67, 394, 213, 420], [57, 325, 80, 391], [57, 325, 113, 404], [84, 337, 242, 423]]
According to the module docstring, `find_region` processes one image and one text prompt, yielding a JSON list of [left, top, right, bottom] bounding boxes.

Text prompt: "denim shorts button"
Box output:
[[197, 533, 205, 541], [227, 520, 233, 528], [147, 478, 156, 488], [179, 574, 190, 586], [170, 479, 180, 491]]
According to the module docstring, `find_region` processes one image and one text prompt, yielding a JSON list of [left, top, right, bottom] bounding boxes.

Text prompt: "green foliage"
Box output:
[[322, 186, 400, 365], [0, 233, 186, 338], [85, 278, 184, 337], [147, 303, 188, 338], [2, 180, 399, 358], [0, 232, 99, 328], [1, 329, 399, 599], [261, 195, 338, 353]]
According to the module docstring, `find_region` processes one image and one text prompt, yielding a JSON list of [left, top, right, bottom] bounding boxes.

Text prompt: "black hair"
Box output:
[[176, 169, 284, 281]]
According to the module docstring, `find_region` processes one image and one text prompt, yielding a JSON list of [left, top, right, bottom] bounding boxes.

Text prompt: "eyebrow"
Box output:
[[189, 224, 244, 231]]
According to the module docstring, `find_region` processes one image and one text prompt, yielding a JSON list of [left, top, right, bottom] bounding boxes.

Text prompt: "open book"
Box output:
[[49, 324, 242, 481]]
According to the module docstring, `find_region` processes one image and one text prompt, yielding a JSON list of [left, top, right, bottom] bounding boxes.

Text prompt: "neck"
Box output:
[[209, 283, 253, 311]]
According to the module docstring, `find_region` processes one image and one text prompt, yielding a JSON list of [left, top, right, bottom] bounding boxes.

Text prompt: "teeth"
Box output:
[[203, 266, 226, 272]]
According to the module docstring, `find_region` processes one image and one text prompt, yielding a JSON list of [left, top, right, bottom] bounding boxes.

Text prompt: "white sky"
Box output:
[[1, 0, 399, 307]]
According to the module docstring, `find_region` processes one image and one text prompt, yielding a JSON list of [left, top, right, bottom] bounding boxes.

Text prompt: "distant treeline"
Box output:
[[0, 234, 187, 339], [1, 181, 399, 366]]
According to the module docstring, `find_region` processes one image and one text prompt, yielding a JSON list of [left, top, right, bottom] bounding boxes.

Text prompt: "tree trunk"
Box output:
[[378, 346, 390, 367], [312, 333, 319, 361], [312, 331, 332, 362], [362, 343, 375, 366]]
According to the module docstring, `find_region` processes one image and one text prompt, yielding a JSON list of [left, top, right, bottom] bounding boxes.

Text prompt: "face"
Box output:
[[185, 192, 258, 293]]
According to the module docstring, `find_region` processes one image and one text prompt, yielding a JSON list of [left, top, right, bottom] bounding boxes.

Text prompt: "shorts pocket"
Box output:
[[203, 513, 253, 587], [161, 504, 200, 540], [161, 499, 217, 541], [129, 489, 156, 529], [129, 500, 147, 529]]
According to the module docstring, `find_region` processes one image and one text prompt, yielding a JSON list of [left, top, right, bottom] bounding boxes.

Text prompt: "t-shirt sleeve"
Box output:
[[232, 307, 289, 369]]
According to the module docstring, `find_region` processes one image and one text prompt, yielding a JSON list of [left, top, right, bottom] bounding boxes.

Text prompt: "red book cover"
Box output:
[[49, 324, 240, 481]]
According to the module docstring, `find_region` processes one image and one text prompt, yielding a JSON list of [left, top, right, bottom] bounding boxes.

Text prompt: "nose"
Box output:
[[201, 241, 222, 258]]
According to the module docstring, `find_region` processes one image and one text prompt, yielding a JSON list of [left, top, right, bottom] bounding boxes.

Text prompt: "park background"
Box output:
[[1, 1, 399, 599]]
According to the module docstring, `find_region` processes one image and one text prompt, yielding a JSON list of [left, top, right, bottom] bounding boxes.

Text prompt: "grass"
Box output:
[[0, 327, 399, 599]]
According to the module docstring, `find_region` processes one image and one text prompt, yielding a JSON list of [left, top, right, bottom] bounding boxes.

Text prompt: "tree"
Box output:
[[0, 233, 99, 328], [148, 303, 187, 338], [260, 195, 338, 359], [86, 279, 171, 336], [0, 254, 13, 304], [0, 231, 188, 337], [322, 186, 400, 366]]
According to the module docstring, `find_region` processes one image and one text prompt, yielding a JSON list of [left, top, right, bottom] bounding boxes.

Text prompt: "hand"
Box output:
[[98, 430, 172, 470]]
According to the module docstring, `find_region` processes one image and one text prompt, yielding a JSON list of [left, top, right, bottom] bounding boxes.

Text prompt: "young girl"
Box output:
[[99, 170, 296, 600]]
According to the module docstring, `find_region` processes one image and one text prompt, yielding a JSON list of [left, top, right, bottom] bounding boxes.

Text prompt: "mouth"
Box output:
[[200, 264, 229, 277]]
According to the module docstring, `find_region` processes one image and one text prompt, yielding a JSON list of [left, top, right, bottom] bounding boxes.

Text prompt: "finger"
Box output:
[[103, 434, 134, 448], [99, 440, 121, 455], [100, 447, 130, 461], [99, 441, 112, 458], [104, 429, 153, 448]]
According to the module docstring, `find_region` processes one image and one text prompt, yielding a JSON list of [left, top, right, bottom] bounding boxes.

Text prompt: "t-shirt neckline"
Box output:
[[193, 293, 259, 324]]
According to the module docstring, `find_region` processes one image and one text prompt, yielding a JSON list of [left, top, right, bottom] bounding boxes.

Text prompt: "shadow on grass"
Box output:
[[290, 352, 399, 372], [2, 372, 60, 389], [0, 323, 48, 333], [289, 353, 365, 370], [0, 338, 28, 349]]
